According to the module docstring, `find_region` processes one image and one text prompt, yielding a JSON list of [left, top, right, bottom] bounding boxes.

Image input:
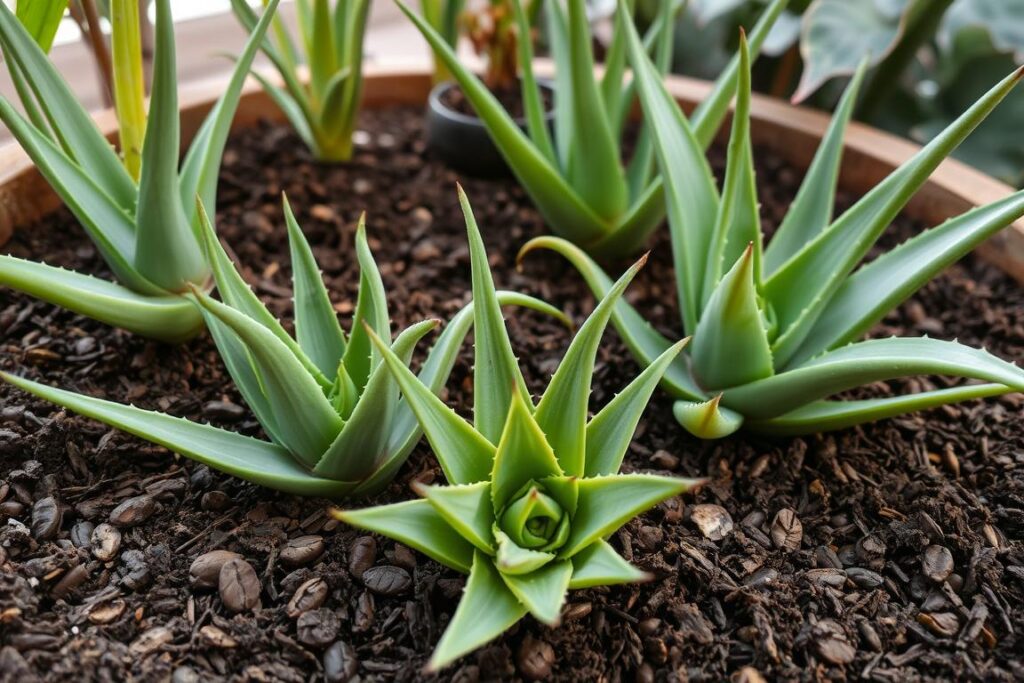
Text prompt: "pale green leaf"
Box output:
[[568, 539, 650, 589], [494, 528, 555, 575], [15, 0, 68, 52], [341, 216, 390, 391], [417, 482, 496, 553], [673, 396, 746, 438], [491, 391, 562, 510], [511, 0, 556, 164], [500, 560, 573, 625]]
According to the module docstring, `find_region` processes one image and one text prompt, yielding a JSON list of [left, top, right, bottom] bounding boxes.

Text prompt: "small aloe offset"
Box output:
[[332, 188, 701, 669], [0, 198, 564, 497], [397, 0, 788, 256], [0, 0, 280, 343], [527, 11, 1024, 438], [231, 0, 370, 162]]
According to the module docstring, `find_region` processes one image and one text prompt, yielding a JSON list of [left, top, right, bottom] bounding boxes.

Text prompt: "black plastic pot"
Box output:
[[425, 80, 555, 178]]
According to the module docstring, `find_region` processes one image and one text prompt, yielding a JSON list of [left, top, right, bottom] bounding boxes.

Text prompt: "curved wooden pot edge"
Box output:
[[1, 60, 1021, 282]]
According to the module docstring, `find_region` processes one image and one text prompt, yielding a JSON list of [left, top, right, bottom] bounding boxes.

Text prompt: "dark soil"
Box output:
[[1, 107, 1023, 683]]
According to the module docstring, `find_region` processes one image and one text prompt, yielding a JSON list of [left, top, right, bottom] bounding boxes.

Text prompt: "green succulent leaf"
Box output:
[[491, 391, 563, 511], [534, 254, 646, 477], [333, 500, 475, 573], [691, 246, 774, 390], [560, 474, 698, 559], [342, 216, 390, 392], [284, 197, 347, 376], [191, 290, 344, 465], [462, 188, 533, 442], [416, 482, 496, 553], [673, 396, 746, 439], [314, 320, 438, 481], [0, 256, 202, 344], [511, 0, 557, 165], [746, 383, 1019, 435], [545, 0, 575, 171], [0, 373, 355, 498], [365, 325, 496, 485], [428, 551, 527, 672], [500, 560, 573, 626], [585, 339, 689, 477], [568, 539, 650, 589], [14, 0, 68, 53], [494, 528, 556, 575], [722, 337, 1024, 419]]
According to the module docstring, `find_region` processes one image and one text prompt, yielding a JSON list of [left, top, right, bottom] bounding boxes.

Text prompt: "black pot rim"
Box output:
[[427, 79, 556, 129]]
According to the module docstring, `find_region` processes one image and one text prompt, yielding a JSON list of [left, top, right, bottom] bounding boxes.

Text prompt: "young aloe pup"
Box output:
[[333, 188, 701, 670], [524, 12, 1024, 439], [0, 0, 279, 343], [397, 0, 787, 256], [0, 198, 564, 497]]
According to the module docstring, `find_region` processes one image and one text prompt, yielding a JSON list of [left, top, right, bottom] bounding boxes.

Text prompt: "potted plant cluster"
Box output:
[[0, 0, 1022, 679]]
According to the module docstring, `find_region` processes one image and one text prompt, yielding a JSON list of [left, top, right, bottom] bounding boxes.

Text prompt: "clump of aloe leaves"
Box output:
[[398, 0, 787, 256], [0, 0, 279, 342], [1, 198, 562, 497], [333, 189, 701, 669], [526, 12, 1024, 439], [230, 0, 370, 163]]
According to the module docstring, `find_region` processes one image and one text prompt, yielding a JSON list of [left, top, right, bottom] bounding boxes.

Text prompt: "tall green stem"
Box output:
[[111, 0, 147, 181]]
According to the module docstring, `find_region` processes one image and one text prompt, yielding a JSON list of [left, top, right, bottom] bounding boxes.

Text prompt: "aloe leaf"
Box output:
[[284, 198, 347, 376], [511, 0, 556, 165], [461, 189, 532, 442], [134, 0, 208, 292], [179, 0, 281, 228], [196, 201, 331, 388], [316, 67, 352, 136], [791, 190, 1024, 363], [192, 291, 343, 466], [0, 2, 135, 210], [692, 247, 774, 390], [110, 0, 147, 182], [247, 69, 316, 150], [722, 337, 1024, 419], [314, 320, 437, 481], [702, 35, 761, 301], [600, 0, 630, 135], [0, 373, 354, 497], [519, 237, 705, 401], [763, 59, 868, 275], [0, 98, 152, 293], [395, 0, 608, 245], [691, 0, 790, 149], [428, 552, 527, 671], [766, 66, 1024, 368], [560, 474, 698, 559], [568, 539, 649, 589], [563, 0, 628, 222], [333, 500, 475, 573], [308, 0, 337, 106], [330, 361, 359, 419], [1, 41, 51, 137], [0, 256, 202, 343], [746, 384, 1019, 435], [620, 1, 719, 335], [365, 326, 496, 485], [14, 0, 68, 52], [327, 0, 369, 160], [585, 339, 688, 477], [538, 475, 579, 517], [416, 482, 496, 553], [500, 560, 573, 626], [491, 391, 563, 510], [495, 529, 555, 575], [544, 0, 574, 171], [585, 179, 666, 257], [342, 216, 390, 392], [674, 395, 745, 439], [534, 256, 646, 477]]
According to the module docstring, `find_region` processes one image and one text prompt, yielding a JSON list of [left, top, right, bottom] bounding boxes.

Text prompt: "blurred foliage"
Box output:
[[650, 0, 1024, 186]]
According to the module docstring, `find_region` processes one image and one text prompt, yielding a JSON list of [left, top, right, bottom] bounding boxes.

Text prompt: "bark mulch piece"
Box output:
[[1, 107, 1022, 682]]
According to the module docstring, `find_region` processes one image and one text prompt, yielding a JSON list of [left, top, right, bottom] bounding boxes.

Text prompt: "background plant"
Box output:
[[333, 188, 700, 669], [419, 0, 464, 82], [461, 0, 540, 91], [230, 0, 370, 163], [526, 15, 1024, 439], [0, 0, 278, 342], [400, 0, 790, 257], [658, 0, 1024, 186], [0, 197, 564, 497]]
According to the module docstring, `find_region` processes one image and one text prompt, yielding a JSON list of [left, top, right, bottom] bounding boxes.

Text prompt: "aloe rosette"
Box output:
[[525, 10, 1024, 439], [0, 0, 279, 343], [230, 0, 369, 163], [397, 0, 789, 257], [0, 198, 563, 497], [333, 189, 702, 669]]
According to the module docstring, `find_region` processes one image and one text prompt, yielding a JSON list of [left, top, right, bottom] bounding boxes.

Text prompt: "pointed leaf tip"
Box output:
[[673, 396, 745, 439]]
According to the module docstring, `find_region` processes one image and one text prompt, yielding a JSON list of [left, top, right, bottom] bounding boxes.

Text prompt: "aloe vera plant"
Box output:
[[524, 12, 1024, 439], [332, 188, 701, 669], [420, 0, 465, 82], [397, 0, 788, 256], [0, 198, 563, 497], [230, 0, 369, 162], [0, 0, 280, 343]]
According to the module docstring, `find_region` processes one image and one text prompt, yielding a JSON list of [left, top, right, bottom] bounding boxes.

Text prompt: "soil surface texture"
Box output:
[[1, 107, 1023, 682]]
